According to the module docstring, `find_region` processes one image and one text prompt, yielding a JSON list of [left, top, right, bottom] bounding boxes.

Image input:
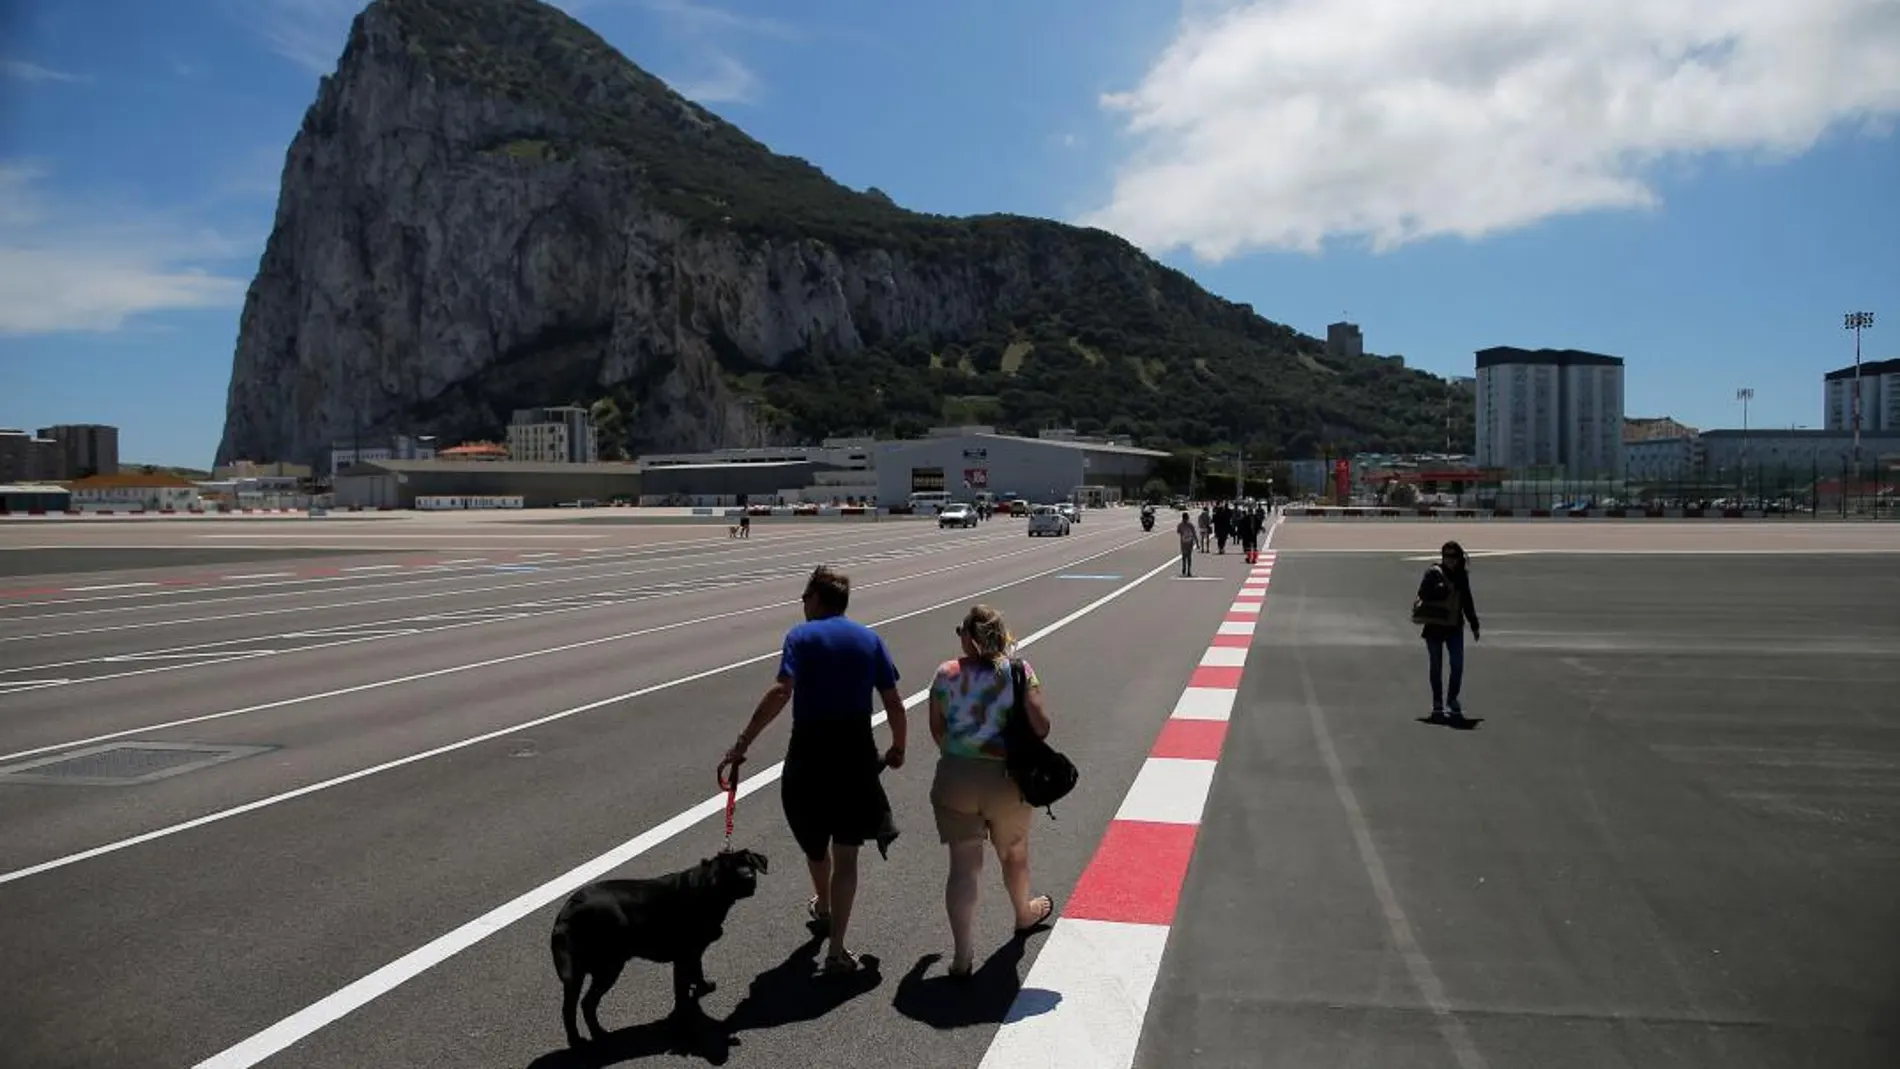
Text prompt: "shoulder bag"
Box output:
[[1004, 659, 1079, 815]]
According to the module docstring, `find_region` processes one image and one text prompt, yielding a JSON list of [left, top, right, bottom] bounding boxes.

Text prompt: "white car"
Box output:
[[1027, 505, 1071, 536], [938, 503, 977, 528], [1056, 502, 1080, 524]]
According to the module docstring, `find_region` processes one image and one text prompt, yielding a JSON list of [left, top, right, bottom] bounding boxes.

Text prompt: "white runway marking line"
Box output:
[[1215, 619, 1255, 636], [339, 564, 402, 573], [0, 524, 1011, 639], [1227, 600, 1263, 615], [1298, 661, 1489, 1069], [184, 551, 1181, 1069], [221, 573, 296, 581], [0, 528, 1116, 692], [1198, 645, 1247, 667], [0, 525, 889, 613], [0, 527, 1153, 770], [63, 582, 159, 592]]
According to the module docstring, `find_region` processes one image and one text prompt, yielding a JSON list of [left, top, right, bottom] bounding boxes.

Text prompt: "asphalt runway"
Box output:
[[1141, 531, 1900, 1068], [0, 511, 1246, 1069], [0, 547, 379, 578], [5, 514, 1895, 1069]]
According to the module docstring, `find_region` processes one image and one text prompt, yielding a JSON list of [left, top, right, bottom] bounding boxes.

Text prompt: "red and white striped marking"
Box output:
[[979, 549, 1277, 1069]]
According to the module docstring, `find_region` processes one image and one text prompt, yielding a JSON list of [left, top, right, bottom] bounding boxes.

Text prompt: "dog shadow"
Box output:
[[890, 932, 1062, 1030], [524, 934, 882, 1068], [1414, 714, 1486, 731]]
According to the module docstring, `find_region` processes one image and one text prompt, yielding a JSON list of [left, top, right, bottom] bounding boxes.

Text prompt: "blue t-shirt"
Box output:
[[778, 615, 900, 722]]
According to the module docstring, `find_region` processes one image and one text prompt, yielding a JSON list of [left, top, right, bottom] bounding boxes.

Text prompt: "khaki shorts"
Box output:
[[931, 754, 1032, 846]]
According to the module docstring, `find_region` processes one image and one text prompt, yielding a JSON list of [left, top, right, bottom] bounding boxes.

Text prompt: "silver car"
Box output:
[[1027, 505, 1071, 537]]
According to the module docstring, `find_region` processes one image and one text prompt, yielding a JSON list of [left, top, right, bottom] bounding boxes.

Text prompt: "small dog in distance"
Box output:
[[550, 848, 769, 1047]]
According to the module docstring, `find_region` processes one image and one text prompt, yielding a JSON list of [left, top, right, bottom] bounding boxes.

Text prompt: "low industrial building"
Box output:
[[638, 460, 838, 506], [0, 484, 72, 514], [874, 426, 1167, 507], [640, 438, 880, 503], [332, 459, 642, 509]]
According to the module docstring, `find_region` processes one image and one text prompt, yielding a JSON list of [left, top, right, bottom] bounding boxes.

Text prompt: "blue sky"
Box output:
[[2, 0, 1897, 468]]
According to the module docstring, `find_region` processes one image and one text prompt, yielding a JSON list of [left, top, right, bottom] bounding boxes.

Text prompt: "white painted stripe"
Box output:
[[1227, 600, 1263, 615], [1233, 588, 1265, 600], [0, 530, 1117, 711], [1198, 645, 1247, 667], [1171, 687, 1237, 721], [1113, 757, 1219, 825], [340, 564, 402, 573], [1298, 665, 1489, 1068], [183, 551, 1185, 1069], [517, 552, 560, 559], [1215, 620, 1255, 636], [2, 523, 1011, 636], [221, 572, 295, 581], [435, 558, 487, 565], [976, 918, 1172, 1069], [65, 582, 158, 591]]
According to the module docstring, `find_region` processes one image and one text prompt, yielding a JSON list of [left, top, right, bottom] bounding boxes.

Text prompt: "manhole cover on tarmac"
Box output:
[[0, 742, 274, 786]]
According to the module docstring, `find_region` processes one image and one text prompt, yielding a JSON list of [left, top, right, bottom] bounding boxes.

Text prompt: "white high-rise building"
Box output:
[[1824, 358, 1900, 435], [1475, 347, 1625, 477]]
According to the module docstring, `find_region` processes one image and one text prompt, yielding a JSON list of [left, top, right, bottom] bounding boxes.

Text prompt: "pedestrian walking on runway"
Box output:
[[1410, 540, 1482, 722], [927, 604, 1058, 979], [721, 565, 909, 976]]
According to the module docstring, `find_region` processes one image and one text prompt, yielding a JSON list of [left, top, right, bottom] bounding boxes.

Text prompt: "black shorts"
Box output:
[[780, 718, 889, 862]]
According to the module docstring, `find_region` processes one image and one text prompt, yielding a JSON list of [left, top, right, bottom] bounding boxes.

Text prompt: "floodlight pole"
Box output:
[[1735, 387, 1754, 501], [1844, 312, 1874, 476]]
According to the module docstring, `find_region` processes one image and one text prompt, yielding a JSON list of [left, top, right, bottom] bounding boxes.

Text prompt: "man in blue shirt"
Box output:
[[722, 565, 909, 976]]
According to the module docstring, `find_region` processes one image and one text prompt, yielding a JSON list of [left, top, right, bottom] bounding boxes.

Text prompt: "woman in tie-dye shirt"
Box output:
[[927, 604, 1057, 979]]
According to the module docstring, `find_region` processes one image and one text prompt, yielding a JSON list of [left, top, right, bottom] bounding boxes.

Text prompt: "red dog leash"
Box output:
[[717, 756, 742, 853]]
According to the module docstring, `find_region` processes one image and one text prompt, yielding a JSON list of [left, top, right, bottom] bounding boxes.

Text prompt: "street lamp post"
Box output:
[[1736, 387, 1753, 501]]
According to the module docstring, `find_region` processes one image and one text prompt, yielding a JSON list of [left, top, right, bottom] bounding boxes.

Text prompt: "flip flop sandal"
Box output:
[[1015, 893, 1056, 935], [807, 896, 831, 930], [819, 950, 861, 977]]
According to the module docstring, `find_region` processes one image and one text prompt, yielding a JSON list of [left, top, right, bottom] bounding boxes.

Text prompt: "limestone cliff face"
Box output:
[[214, 0, 1049, 467]]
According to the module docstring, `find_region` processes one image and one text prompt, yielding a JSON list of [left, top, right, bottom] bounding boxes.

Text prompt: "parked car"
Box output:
[[1027, 505, 1071, 537], [938, 502, 978, 528]]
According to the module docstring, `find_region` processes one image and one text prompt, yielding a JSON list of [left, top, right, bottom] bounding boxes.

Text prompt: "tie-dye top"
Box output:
[[930, 656, 1040, 761]]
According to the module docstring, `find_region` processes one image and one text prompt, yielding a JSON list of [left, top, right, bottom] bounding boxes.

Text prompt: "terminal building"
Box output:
[[873, 426, 1167, 506]]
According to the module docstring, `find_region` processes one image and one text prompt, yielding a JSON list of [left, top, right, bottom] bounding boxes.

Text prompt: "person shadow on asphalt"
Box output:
[[890, 929, 1059, 1031], [523, 927, 884, 1067]]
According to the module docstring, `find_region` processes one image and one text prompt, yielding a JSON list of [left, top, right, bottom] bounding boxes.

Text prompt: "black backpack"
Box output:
[[1004, 660, 1079, 816], [1410, 564, 1455, 626]]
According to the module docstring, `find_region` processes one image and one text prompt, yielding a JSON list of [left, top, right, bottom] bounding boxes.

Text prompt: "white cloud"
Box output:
[[0, 164, 250, 336], [240, 0, 363, 75], [670, 51, 762, 104], [2, 59, 86, 83], [1084, 0, 1900, 260]]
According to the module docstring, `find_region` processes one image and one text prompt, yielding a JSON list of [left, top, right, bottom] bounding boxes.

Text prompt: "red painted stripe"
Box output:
[[1151, 719, 1228, 761], [1062, 820, 1202, 926], [1207, 632, 1251, 648], [0, 587, 62, 599], [1188, 664, 1244, 690], [1223, 611, 1258, 624]]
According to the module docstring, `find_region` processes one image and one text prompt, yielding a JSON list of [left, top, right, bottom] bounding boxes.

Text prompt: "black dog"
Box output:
[[550, 848, 769, 1047]]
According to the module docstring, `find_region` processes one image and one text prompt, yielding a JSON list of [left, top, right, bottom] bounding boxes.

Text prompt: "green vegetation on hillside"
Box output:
[[364, 0, 1477, 457]]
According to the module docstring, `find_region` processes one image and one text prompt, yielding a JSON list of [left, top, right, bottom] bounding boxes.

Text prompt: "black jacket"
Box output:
[[1418, 564, 1480, 638]]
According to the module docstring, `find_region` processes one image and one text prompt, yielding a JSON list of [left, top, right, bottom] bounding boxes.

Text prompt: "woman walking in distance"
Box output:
[[927, 605, 1057, 979], [1411, 540, 1482, 722], [722, 565, 909, 976]]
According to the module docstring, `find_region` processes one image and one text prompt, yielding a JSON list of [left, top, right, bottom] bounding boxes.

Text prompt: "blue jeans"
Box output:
[[1425, 629, 1465, 709]]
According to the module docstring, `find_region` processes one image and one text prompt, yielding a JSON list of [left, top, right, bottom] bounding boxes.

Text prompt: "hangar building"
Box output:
[[874, 426, 1168, 507], [332, 459, 643, 509]]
